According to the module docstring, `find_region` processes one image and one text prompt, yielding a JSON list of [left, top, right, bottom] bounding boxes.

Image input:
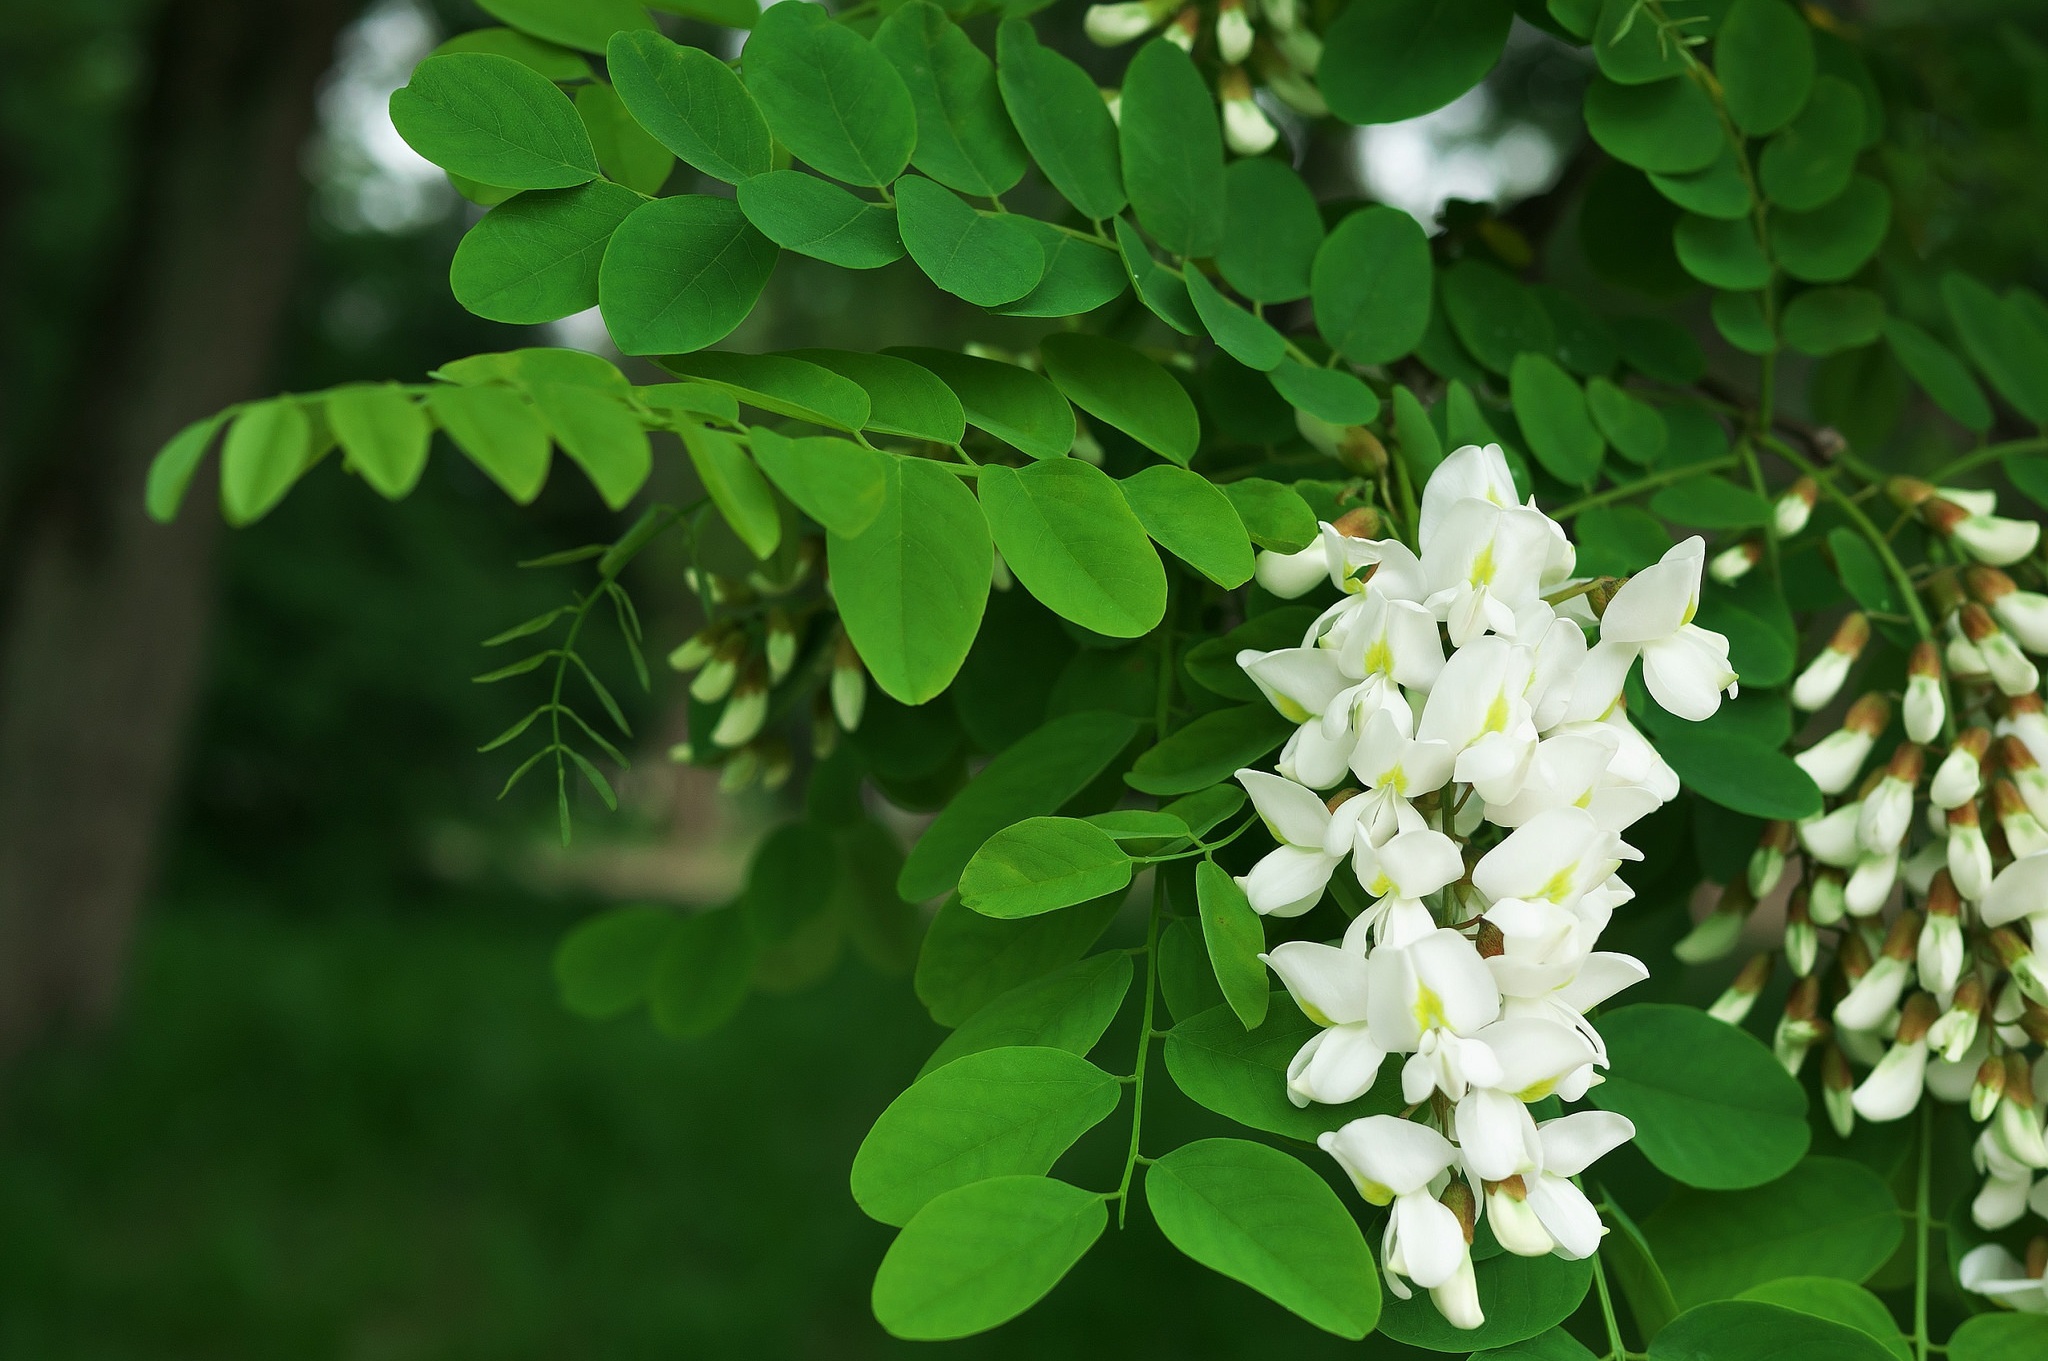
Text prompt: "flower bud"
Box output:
[[1998, 692, 2048, 765], [1710, 541, 1763, 585], [1947, 801, 1995, 900], [1993, 777, 2048, 857], [689, 635, 747, 702], [2022, 995, 2048, 1048], [1794, 693, 1889, 794], [1084, 0, 1167, 46], [1835, 911, 1920, 1032], [831, 632, 866, 734], [1216, 0, 1255, 63], [1774, 976, 1827, 1074], [1749, 820, 1794, 898], [1972, 1053, 2009, 1121], [1844, 848, 1901, 918], [710, 668, 769, 749], [765, 608, 798, 684], [1254, 542, 1330, 598], [1809, 868, 1848, 926], [1710, 953, 1775, 1024], [1164, 5, 1200, 50], [1772, 477, 1818, 537], [1925, 496, 2043, 566], [1929, 976, 1986, 1063], [809, 690, 838, 759], [1858, 744, 1922, 853], [1967, 565, 2048, 655], [1992, 926, 2048, 1007], [1918, 872, 1966, 996], [1852, 992, 1936, 1122], [1995, 1055, 2048, 1168], [757, 736, 793, 792], [667, 623, 724, 674], [1219, 67, 1279, 156], [1337, 428, 1390, 479], [1903, 641, 1947, 744], [717, 746, 759, 793], [1784, 889, 1818, 976], [1792, 614, 1868, 713], [1888, 476, 1938, 511], [1960, 604, 2041, 695], [1932, 728, 1991, 809], [1485, 1176, 1553, 1257], [1822, 1045, 1857, 1139], [1675, 881, 1754, 964]]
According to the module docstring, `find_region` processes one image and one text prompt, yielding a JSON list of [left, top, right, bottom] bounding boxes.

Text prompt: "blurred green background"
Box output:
[[4, 0, 2048, 1356]]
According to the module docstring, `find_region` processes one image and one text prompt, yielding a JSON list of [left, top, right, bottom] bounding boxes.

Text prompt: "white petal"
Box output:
[[1527, 1172, 1607, 1259], [1241, 647, 1349, 723], [1254, 542, 1331, 598], [1236, 768, 1329, 848], [1982, 851, 2048, 929], [1293, 1022, 1388, 1105], [1239, 845, 1339, 916], [1453, 1087, 1540, 1181], [1556, 953, 1650, 1011], [1318, 1114, 1456, 1199], [1392, 1191, 1467, 1289], [1641, 625, 1736, 721], [1536, 1110, 1636, 1177], [1263, 941, 1372, 1026], [1600, 538, 1704, 643]]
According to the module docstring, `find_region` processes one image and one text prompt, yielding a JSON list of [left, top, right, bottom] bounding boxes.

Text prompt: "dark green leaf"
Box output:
[[1650, 723, 1821, 819], [475, 0, 655, 54], [1195, 861, 1267, 1029], [1119, 464, 1256, 588], [1114, 216, 1201, 335], [1511, 353, 1604, 484], [1441, 259, 1556, 374], [894, 175, 1044, 306], [1717, 0, 1814, 136], [554, 905, 676, 1018], [915, 890, 1124, 1026], [735, 170, 905, 268], [575, 81, 673, 193], [1313, 206, 1434, 365], [1185, 268, 1287, 372], [783, 348, 964, 444], [1784, 286, 1884, 356], [1118, 39, 1224, 257], [888, 347, 1072, 456], [1220, 156, 1323, 304], [1943, 270, 2048, 424], [743, 0, 915, 187], [740, 819, 840, 944], [1321, 0, 1515, 124], [1219, 479, 1318, 553], [1039, 332, 1199, 466], [606, 30, 772, 184], [1826, 526, 1898, 615], [992, 224, 1129, 318], [1266, 361, 1381, 426], [1648, 475, 1769, 528], [1601, 1200, 1679, 1343], [1883, 317, 1990, 432], [1711, 290, 1776, 356], [1585, 377, 1668, 463], [919, 952, 1133, 1076], [1650, 142, 1752, 220], [647, 905, 757, 1037], [1771, 175, 1891, 284], [851, 1046, 1120, 1224], [1759, 75, 1863, 211], [871, 1176, 1106, 1340], [1584, 74, 1723, 174], [1165, 996, 1401, 1140], [994, 19, 1124, 220], [1735, 1279, 1909, 1360], [1379, 1253, 1594, 1353], [434, 26, 591, 82], [1674, 213, 1770, 290], [1949, 1314, 2048, 1361], [1646, 1301, 1896, 1361], [959, 817, 1134, 919], [598, 195, 777, 355], [874, 2, 1026, 197], [450, 180, 640, 324], [389, 53, 598, 189]]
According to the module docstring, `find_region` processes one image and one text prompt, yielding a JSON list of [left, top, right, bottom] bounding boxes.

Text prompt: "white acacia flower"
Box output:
[[1319, 1116, 1471, 1297], [1083, 0, 1166, 45], [1233, 769, 1361, 916], [1500, 1111, 1636, 1261], [1346, 708, 1455, 843], [1473, 807, 1635, 912], [1221, 82, 1278, 156], [1451, 1018, 1597, 1180], [1240, 644, 1356, 788], [1587, 538, 1738, 722], [1959, 1243, 2048, 1313], [1263, 941, 1387, 1107], [1366, 929, 1503, 1096], [1255, 540, 1333, 598], [1419, 443, 1521, 549], [1422, 500, 1557, 645], [1417, 637, 1540, 804]]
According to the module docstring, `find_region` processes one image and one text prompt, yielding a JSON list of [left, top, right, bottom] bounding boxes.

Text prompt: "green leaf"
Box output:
[[783, 348, 964, 444], [574, 81, 673, 193], [915, 890, 1124, 1026], [851, 1046, 1120, 1224], [1473, 1329, 1598, 1361], [735, 170, 906, 268], [145, 411, 227, 523], [1717, 0, 1815, 136], [1165, 996, 1402, 1139], [739, 819, 840, 944], [1321, 0, 1515, 124], [1393, 384, 1443, 481], [425, 384, 552, 502], [450, 180, 640, 324], [1267, 361, 1381, 426], [663, 350, 871, 430], [1699, 597, 1792, 688], [1592, 0, 1721, 86], [525, 381, 650, 509], [1114, 216, 1201, 335], [1591, 1004, 1809, 1190], [1826, 526, 1898, 614], [1510, 353, 1604, 485], [1649, 723, 1821, 819], [1712, 290, 1776, 356], [871, 1176, 1106, 1341], [1943, 270, 2048, 424], [1585, 377, 1668, 463], [2007, 454, 2048, 512], [992, 225, 1129, 318], [873, 2, 1026, 197], [1674, 213, 1771, 290], [1220, 156, 1323, 304], [1649, 475, 1769, 528], [894, 175, 1045, 307], [605, 30, 773, 185], [220, 397, 313, 525], [1185, 268, 1287, 372], [1771, 175, 1891, 284], [979, 460, 1168, 637], [900, 710, 1141, 901], [327, 382, 432, 499], [1160, 918, 1228, 1022], [1312, 205, 1434, 365], [1118, 39, 1224, 257], [742, 0, 915, 187], [389, 53, 599, 189], [994, 20, 1124, 221], [745, 428, 886, 539], [889, 347, 1073, 458], [1735, 1279, 1909, 1360], [1584, 74, 1723, 174], [1533, 284, 1621, 376], [553, 905, 676, 1018], [682, 425, 780, 558], [1650, 143, 1753, 221], [919, 952, 1132, 1076], [647, 0, 760, 26], [1119, 465, 1256, 588], [1646, 1301, 1896, 1361], [1441, 259, 1556, 374], [1220, 480, 1318, 553], [1600, 1200, 1679, 1344], [647, 905, 757, 1037], [598, 195, 776, 355], [1195, 862, 1267, 1030], [1164, 783, 1248, 839], [1883, 317, 1991, 432], [1039, 332, 1199, 466], [475, 0, 655, 54], [1145, 1140, 1380, 1339], [1581, 162, 1695, 298], [1759, 75, 1863, 210], [1184, 608, 1319, 700], [829, 454, 991, 704], [1783, 286, 1884, 357], [1950, 1314, 2048, 1361], [1379, 1253, 1593, 1353], [434, 26, 592, 82], [959, 817, 1133, 919]]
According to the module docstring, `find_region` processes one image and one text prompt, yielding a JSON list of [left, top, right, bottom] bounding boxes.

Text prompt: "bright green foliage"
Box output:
[[891, 347, 1073, 458], [327, 382, 433, 499], [1219, 157, 1322, 304], [744, 429, 886, 539], [1117, 41, 1224, 259], [1378, 1253, 1593, 1351], [1647, 1302, 1897, 1361], [994, 20, 1124, 221], [743, 2, 915, 188], [1313, 207, 1434, 366], [1320, 0, 1514, 124], [220, 397, 313, 526], [574, 82, 672, 193], [1117, 464, 1255, 588], [606, 30, 773, 184], [1193, 862, 1266, 1029], [871, 1176, 1106, 1340], [390, 53, 598, 189], [1736, 1279, 1910, 1359], [450, 181, 640, 324], [475, 0, 655, 54], [958, 816, 1133, 919], [1645, 1159, 1903, 1307], [1039, 332, 1199, 466], [919, 952, 1132, 1076], [1510, 354, 1603, 484], [893, 175, 1044, 306], [873, 2, 1026, 198], [1165, 997, 1398, 1140], [1716, 0, 1815, 136], [598, 196, 777, 355]]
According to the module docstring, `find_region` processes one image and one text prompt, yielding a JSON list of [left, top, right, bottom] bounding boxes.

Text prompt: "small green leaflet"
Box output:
[[781, 348, 965, 444], [475, 0, 655, 55], [994, 20, 1124, 221], [914, 891, 1124, 1027], [426, 384, 552, 503], [450, 180, 641, 324], [736, 171, 905, 268], [978, 459, 1168, 638], [553, 905, 677, 1019], [524, 380, 650, 510], [893, 175, 1045, 307], [647, 905, 757, 1038], [1195, 861, 1267, 1029], [918, 952, 1132, 1077], [1312, 206, 1433, 365], [605, 30, 773, 185], [1038, 332, 1199, 465], [1118, 464, 1255, 588], [742, 1, 916, 188], [220, 397, 314, 525], [888, 346, 1074, 459], [1117, 39, 1224, 258], [389, 53, 598, 190], [683, 425, 781, 559], [574, 81, 673, 194], [327, 382, 432, 500], [873, 1, 1027, 198], [598, 196, 778, 356], [958, 816, 1133, 919], [1510, 353, 1604, 485]]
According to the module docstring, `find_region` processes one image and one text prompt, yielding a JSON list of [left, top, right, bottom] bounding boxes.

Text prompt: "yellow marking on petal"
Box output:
[[1362, 636, 1394, 677], [1468, 542, 1497, 587], [1517, 1078, 1559, 1103], [1412, 982, 1447, 1032], [1299, 999, 1333, 1027], [1274, 695, 1310, 724], [1357, 1178, 1395, 1207], [1540, 865, 1578, 903], [1387, 765, 1409, 795], [1484, 690, 1512, 733]]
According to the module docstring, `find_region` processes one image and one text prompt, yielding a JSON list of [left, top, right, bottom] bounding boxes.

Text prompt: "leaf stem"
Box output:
[[1548, 455, 1741, 519], [1914, 1100, 1933, 1361], [1112, 877, 1164, 1227], [1593, 1250, 1627, 1361], [1928, 435, 2048, 485]]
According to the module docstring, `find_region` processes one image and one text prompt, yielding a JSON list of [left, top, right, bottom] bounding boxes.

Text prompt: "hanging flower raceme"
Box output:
[[1231, 444, 1736, 1330]]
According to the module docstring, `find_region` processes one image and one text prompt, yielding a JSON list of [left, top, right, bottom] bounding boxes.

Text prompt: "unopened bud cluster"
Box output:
[[1084, 0, 1324, 155]]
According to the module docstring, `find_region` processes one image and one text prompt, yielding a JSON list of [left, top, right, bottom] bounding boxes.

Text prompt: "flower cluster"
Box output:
[[1084, 0, 1324, 155], [1694, 477, 2048, 1315], [1229, 444, 1737, 1329]]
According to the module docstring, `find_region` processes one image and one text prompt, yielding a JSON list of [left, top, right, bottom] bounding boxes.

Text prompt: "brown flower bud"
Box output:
[[1881, 910, 1922, 962], [1889, 476, 1938, 510], [1967, 564, 2019, 605], [1925, 870, 1962, 920], [1439, 1179, 1477, 1243], [1908, 639, 1942, 680], [1845, 693, 1892, 736]]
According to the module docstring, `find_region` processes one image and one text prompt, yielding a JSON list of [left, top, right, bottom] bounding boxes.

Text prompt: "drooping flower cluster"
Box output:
[[1083, 0, 1325, 155], [1231, 444, 1737, 1329], [1695, 477, 2048, 1315]]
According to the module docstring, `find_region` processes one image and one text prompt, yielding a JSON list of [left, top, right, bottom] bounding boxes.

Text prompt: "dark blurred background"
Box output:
[[2, 1, 2047, 1356]]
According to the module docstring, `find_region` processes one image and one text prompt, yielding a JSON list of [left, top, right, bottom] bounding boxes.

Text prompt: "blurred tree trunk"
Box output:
[[0, 0, 354, 1054]]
